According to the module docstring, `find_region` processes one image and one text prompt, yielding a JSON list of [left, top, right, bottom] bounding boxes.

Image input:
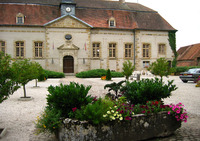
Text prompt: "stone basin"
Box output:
[[59, 111, 181, 141]]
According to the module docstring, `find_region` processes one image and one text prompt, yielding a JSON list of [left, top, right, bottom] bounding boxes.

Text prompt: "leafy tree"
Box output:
[[0, 52, 20, 103], [32, 63, 44, 87], [122, 60, 135, 80], [148, 58, 173, 81], [12, 59, 42, 98]]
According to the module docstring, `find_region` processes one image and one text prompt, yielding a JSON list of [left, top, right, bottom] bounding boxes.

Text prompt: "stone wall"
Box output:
[[59, 111, 181, 141]]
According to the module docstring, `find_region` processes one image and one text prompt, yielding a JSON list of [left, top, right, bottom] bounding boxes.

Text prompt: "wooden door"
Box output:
[[63, 56, 74, 73]]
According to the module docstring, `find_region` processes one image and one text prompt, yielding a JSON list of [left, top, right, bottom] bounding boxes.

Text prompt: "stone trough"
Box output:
[[58, 111, 181, 141]]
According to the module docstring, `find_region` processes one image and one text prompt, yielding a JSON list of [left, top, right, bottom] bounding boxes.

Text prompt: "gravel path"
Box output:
[[0, 76, 199, 141]]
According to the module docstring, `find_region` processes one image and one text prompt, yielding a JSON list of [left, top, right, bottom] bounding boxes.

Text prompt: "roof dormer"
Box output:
[[60, 0, 76, 16], [109, 17, 116, 27], [16, 13, 24, 24]]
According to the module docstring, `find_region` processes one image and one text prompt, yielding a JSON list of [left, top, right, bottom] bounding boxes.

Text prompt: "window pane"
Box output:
[[21, 47, 24, 56], [16, 47, 19, 56], [17, 17, 23, 24], [39, 48, 42, 57]]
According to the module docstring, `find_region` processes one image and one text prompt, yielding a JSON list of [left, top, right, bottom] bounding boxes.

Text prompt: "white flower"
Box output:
[[111, 110, 114, 113], [119, 117, 123, 120], [107, 111, 111, 114], [103, 114, 107, 117]]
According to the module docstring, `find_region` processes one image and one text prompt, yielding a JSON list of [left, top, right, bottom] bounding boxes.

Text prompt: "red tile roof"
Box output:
[[0, 0, 176, 31], [177, 43, 200, 66]]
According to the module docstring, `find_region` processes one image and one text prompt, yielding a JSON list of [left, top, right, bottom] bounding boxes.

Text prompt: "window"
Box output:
[[34, 42, 43, 58], [0, 41, 5, 54], [142, 44, 150, 58], [158, 44, 166, 55], [92, 43, 100, 58], [15, 41, 24, 57], [16, 13, 24, 24], [109, 17, 116, 27], [143, 61, 150, 68], [125, 44, 132, 58], [109, 43, 116, 58]]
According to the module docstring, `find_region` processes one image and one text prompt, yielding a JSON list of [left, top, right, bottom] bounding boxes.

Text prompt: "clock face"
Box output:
[[66, 7, 71, 12]]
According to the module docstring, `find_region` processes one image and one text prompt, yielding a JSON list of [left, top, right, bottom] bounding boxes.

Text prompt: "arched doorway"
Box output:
[[63, 56, 74, 73]]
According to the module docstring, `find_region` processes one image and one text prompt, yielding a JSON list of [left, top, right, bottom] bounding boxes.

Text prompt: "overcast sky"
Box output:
[[126, 0, 200, 50]]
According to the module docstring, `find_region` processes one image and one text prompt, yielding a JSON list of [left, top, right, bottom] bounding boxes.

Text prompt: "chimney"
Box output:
[[119, 0, 125, 4]]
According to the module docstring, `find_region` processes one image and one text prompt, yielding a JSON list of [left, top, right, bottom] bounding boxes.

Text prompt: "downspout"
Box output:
[[133, 30, 136, 66]]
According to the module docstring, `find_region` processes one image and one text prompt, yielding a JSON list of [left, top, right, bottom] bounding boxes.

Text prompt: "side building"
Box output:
[[0, 0, 176, 74]]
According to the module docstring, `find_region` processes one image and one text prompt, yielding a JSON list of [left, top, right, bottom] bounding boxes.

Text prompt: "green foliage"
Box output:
[[148, 58, 173, 80], [38, 69, 48, 81], [46, 82, 93, 118], [75, 69, 123, 78], [122, 60, 135, 80], [104, 80, 126, 99], [44, 70, 65, 78], [168, 31, 177, 67], [121, 78, 177, 105], [110, 71, 124, 77], [0, 52, 20, 103], [106, 69, 112, 80], [35, 108, 62, 135], [75, 98, 114, 125], [12, 59, 43, 97]]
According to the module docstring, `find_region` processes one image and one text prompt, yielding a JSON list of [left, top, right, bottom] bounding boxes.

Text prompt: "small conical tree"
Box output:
[[106, 69, 112, 81], [122, 60, 135, 80]]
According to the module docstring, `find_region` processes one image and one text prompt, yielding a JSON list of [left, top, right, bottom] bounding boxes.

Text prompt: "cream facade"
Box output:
[[0, 0, 175, 74]]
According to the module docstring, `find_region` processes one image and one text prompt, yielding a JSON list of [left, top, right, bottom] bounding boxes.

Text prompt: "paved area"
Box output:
[[0, 76, 199, 141]]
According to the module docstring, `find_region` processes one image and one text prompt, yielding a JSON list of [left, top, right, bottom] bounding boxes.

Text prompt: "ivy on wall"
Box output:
[[168, 31, 177, 67]]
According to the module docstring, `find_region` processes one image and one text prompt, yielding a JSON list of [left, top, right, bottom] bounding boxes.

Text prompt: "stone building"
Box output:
[[0, 0, 176, 74]]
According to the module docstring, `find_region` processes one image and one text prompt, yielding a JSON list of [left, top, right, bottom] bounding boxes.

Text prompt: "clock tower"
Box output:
[[60, 0, 76, 16]]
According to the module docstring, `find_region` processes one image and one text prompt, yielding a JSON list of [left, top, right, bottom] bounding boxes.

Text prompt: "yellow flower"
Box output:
[[103, 114, 107, 117], [119, 117, 123, 120], [107, 111, 111, 114], [43, 124, 46, 128], [111, 110, 114, 113]]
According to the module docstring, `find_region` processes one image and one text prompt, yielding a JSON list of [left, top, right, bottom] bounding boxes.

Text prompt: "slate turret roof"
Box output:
[[0, 0, 176, 31]]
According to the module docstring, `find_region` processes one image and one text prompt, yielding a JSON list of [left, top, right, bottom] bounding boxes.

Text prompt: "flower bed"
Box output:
[[59, 111, 181, 141]]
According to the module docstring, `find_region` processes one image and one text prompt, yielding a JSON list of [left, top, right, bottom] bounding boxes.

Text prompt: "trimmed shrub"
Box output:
[[76, 69, 123, 78], [121, 78, 177, 105], [45, 70, 65, 78]]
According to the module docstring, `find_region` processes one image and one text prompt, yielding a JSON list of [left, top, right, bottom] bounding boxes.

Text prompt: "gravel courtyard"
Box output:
[[0, 76, 200, 141]]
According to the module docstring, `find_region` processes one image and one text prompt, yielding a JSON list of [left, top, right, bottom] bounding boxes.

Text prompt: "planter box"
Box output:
[[59, 111, 181, 141]]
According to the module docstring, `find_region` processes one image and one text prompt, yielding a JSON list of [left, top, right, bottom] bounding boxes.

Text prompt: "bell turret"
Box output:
[[60, 0, 76, 16]]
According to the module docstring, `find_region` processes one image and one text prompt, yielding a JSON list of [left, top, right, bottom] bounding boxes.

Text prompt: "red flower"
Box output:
[[125, 116, 132, 120], [72, 107, 77, 112]]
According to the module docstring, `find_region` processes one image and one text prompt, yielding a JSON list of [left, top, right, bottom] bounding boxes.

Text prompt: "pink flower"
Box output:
[[168, 111, 171, 115], [176, 110, 180, 114], [72, 107, 77, 112]]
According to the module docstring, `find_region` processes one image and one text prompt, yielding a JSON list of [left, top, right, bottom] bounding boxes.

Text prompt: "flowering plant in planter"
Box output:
[[34, 78, 188, 138], [168, 103, 188, 122]]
